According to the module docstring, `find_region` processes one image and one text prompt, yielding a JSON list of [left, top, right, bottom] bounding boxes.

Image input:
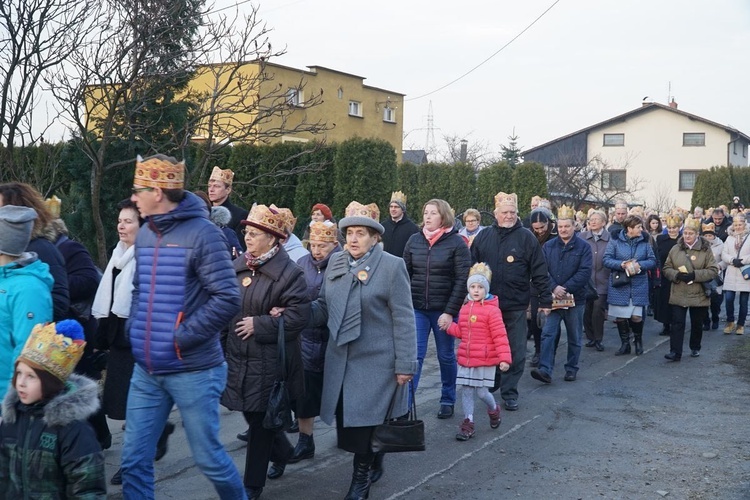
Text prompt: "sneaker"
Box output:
[[724, 322, 736, 334], [455, 418, 475, 441], [736, 325, 745, 335], [487, 405, 501, 429]]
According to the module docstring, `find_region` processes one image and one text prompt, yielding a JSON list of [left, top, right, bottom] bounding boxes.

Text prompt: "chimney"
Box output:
[[669, 98, 678, 109], [459, 139, 468, 163]]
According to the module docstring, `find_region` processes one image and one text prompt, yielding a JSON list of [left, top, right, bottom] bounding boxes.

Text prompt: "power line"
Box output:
[[406, 0, 562, 102]]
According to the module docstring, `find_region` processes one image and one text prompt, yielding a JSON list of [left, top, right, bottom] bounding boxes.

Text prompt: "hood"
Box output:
[[493, 218, 523, 235], [678, 235, 709, 251], [284, 233, 304, 252], [210, 205, 232, 227], [2, 373, 100, 426], [467, 294, 500, 307], [147, 191, 209, 234], [0, 254, 54, 291]]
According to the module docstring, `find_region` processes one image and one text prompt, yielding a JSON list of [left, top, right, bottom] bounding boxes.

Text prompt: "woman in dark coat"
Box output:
[[403, 198, 471, 419], [527, 208, 558, 366], [221, 204, 310, 500], [654, 215, 683, 334]]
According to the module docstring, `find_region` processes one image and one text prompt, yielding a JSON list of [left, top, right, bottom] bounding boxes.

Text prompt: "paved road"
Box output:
[[104, 318, 750, 499]]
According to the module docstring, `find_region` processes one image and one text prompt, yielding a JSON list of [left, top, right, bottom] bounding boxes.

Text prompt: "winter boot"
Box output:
[[288, 433, 315, 463], [615, 321, 631, 356], [369, 451, 385, 483], [344, 453, 374, 500], [631, 320, 644, 355]]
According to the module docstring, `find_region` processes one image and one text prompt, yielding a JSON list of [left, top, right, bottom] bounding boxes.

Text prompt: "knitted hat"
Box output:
[[209, 166, 234, 187], [309, 220, 337, 243], [311, 203, 333, 221], [0, 205, 37, 257], [389, 191, 407, 213], [17, 320, 86, 382], [240, 204, 286, 239], [134, 154, 185, 190], [467, 262, 492, 293], [339, 201, 384, 235]]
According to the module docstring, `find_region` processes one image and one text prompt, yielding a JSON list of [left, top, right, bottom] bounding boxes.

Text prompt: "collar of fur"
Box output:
[[1, 373, 100, 427], [33, 220, 61, 242]]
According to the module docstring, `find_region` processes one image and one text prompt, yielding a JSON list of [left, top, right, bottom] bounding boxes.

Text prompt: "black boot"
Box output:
[[615, 321, 631, 356], [288, 433, 315, 463], [631, 320, 644, 355], [370, 451, 385, 483], [344, 453, 374, 500]]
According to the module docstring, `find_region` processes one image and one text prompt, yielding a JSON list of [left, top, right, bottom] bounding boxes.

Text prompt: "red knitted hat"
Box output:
[[312, 203, 333, 221]]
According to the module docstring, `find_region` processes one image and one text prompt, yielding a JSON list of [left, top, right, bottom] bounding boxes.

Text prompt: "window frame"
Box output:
[[682, 132, 706, 147], [383, 107, 395, 123], [678, 169, 703, 191], [603, 133, 625, 147], [286, 87, 303, 107], [601, 169, 627, 191]]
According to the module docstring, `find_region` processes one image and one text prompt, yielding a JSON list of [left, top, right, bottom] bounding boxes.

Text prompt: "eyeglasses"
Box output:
[[465, 219, 478, 223], [131, 187, 155, 195], [242, 229, 266, 238]]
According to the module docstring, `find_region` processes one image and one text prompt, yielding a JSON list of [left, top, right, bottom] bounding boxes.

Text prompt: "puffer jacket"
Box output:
[[129, 192, 240, 375], [221, 247, 310, 413], [663, 236, 718, 308], [0, 374, 106, 498], [403, 227, 471, 316], [603, 229, 657, 307], [471, 219, 552, 311], [0, 254, 53, 403], [297, 245, 342, 372], [542, 235, 593, 304], [447, 295, 512, 367]]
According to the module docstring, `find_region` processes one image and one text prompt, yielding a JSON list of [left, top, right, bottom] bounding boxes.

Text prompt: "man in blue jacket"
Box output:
[[531, 205, 593, 384], [122, 155, 246, 500]]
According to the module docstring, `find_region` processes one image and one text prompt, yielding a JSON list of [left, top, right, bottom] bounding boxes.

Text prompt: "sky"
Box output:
[[218, 0, 750, 159]]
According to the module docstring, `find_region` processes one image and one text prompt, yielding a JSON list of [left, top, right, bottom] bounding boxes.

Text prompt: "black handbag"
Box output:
[[371, 382, 425, 454], [263, 317, 293, 431], [585, 278, 599, 301], [611, 271, 631, 288]]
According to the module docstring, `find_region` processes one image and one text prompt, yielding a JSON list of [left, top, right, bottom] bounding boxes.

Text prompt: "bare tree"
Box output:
[[439, 133, 497, 171], [0, 0, 99, 177], [648, 181, 676, 214], [47, 2, 329, 265]]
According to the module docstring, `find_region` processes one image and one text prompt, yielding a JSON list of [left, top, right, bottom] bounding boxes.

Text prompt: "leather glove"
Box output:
[[676, 272, 695, 283], [733, 258, 744, 268]]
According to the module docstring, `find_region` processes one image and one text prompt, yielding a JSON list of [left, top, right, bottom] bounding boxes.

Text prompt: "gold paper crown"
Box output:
[[665, 214, 682, 228], [701, 222, 716, 234], [269, 204, 297, 233], [469, 262, 492, 283], [494, 192, 518, 210], [45, 195, 61, 219], [538, 199, 551, 209], [531, 195, 542, 204], [614, 199, 628, 209], [557, 204, 575, 220], [576, 210, 585, 221], [684, 216, 701, 232], [209, 166, 234, 186], [18, 322, 85, 382], [628, 206, 644, 219], [344, 201, 380, 220], [241, 204, 286, 239], [134, 155, 185, 190], [390, 191, 407, 205], [309, 221, 337, 243]]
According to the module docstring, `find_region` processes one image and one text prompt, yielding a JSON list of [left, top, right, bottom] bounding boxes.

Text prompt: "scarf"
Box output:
[[423, 226, 451, 247], [735, 231, 748, 253], [244, 244, 280, 270], [91, 241, 136, 319]]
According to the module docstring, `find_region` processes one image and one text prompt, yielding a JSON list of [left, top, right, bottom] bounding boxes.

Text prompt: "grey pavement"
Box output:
[[104, 316, 750, 499]]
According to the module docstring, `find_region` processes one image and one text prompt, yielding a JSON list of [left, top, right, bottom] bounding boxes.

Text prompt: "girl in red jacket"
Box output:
[[447, 263, 512, 441]]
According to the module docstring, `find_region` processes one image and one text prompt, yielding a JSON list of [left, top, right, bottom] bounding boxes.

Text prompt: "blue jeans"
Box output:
[[412, 309, 457, 405], [538, 304, 584, 377], [724, 290, 749, 325], [121, 363, 246, 500]]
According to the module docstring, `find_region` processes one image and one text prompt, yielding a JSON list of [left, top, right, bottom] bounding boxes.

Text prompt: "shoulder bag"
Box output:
[[371, 381, 425, 453], [263, 316, 293, 431]]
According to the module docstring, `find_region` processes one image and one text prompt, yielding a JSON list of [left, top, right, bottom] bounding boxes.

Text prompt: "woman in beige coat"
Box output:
[[720, 213, 750, 335], [663, 217, 719, 361]]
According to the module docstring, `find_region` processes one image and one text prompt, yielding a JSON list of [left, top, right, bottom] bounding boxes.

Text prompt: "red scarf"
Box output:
[[423, 226, 451, 247]]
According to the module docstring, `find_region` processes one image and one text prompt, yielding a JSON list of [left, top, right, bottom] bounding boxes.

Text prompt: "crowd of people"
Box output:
[[0, 153, 742, 499]]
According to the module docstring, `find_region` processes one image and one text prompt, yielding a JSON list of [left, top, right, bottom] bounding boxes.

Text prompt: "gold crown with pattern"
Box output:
[[701, 222, 716, 234], [557, 204, 575, 220], [665, 214, 683, 228], [241, 204, 286, 239], [134, 155, 185, 190], [468, 262, 492, 283], [18, 321, 86, 382], [614, 199, 628, 209], [684, 216, 701, 232], [494, 192, 517, 210], [345, 201, 380, 220], [628, 206, 644, 219], [390, 191, 407, 205], [576, 210, 586, 221], [309, 220, 337, 243], [45, 195, 61, 218], [531, 195, 542, 205], [209, 166, 234, 186], [269, 204, 296, 233]]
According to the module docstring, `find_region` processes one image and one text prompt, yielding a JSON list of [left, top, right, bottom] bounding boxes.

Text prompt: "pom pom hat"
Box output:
[[467, 262, 492, 293], [17, 320, 86, 382]]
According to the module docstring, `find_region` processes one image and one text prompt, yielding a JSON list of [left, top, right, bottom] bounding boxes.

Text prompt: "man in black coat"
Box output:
[[711, 207, 732, 242], [381, 191, 419, 258], [208, 166, 247, 250], [471, 192, 552, 412], [607, 200, 629, 238]]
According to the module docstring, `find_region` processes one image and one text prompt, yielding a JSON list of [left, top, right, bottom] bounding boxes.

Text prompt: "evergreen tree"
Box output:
[[513, 162, 548, 217], [692, 166, 733, 211], [500, 130, 523, 168], [476, 161, 513, 210], [333, 138, 397, 216]]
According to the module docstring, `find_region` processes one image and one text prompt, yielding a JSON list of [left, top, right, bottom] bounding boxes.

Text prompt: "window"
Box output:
[[286, 88, 303, 106], [383, 107, 395, 123], [603, 133, 624, 146], [348, 100, 362, 117], [601, 169, 626, 190], [337, 87, 343, 99], [744, 143, 748, 158], [679, 170, 703, 191], [734, 142, 738, 154], [683, 133, 705, 146]]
